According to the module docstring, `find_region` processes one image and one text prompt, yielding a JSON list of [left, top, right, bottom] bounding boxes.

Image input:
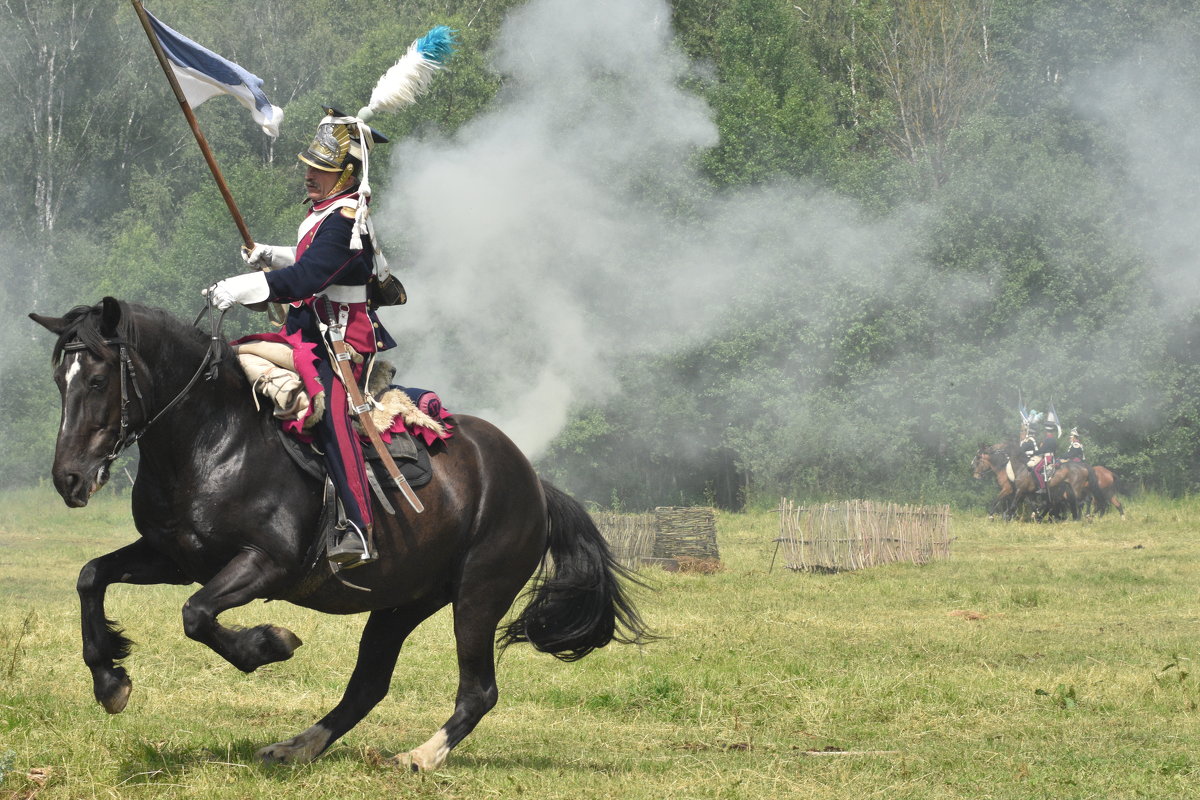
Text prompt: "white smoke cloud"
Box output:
[[1080, 34, 1200, 319], [375, 0, 925, 456], [374, 0, 1200, 466]]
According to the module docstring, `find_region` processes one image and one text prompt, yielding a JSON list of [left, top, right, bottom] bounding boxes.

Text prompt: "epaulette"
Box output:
[[339, 206, 357, 219]]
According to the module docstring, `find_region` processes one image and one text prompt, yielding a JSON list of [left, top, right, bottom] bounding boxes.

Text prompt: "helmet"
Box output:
[[298, 107, 390, 173], [1069, 428, 1079, 437]]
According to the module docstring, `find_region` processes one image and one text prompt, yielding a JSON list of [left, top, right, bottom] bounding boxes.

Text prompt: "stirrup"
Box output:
[[327, 520, 375, 570]]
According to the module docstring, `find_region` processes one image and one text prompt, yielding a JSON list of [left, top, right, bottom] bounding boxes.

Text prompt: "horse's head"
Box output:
[[971, 444, 993, 479], [30, 298, 151, 507], [972, 443, 1010, 480]]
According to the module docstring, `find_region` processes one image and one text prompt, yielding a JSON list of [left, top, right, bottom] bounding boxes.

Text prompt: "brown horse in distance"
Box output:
[[1088, 465, 1126, 518], [972, 444, 1014, 520], [1046, 460, 1089, 520], [973, 443, 1045, 521], [974, 442, 1071, 521]]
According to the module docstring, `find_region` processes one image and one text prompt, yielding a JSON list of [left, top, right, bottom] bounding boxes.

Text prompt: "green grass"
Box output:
[[2, 487, 1199, 798]]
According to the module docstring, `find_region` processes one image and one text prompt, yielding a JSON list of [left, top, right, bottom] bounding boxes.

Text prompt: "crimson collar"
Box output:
[[310, 188, 361, 213]]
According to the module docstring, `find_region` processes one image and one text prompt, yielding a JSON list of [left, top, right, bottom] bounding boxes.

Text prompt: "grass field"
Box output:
[[1, 486, 1198, 799]]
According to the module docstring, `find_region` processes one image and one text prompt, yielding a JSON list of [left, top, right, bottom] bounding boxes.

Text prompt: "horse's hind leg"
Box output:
[[1111, 495, 1126, 519], [180, 549, 300, 672], [77, 539, 190, 713], [395, 563, 537, 773], [257, 602, 442, 765]]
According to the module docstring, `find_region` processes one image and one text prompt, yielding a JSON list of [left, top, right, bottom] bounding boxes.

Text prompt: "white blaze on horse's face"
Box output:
[[61, 353, 82, 433], [52, 349, 119, 507]]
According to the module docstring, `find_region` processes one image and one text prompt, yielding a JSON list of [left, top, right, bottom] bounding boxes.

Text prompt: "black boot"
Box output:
[[327, 523, 374, 569]]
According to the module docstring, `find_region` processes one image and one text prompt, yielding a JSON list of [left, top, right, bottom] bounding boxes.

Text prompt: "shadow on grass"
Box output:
[[113, 736, 626, 783], [114, 738, 328, 785], [440, 750, 633, 773]]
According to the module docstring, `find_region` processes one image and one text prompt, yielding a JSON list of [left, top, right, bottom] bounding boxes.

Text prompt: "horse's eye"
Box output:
[[88, 375, 108, 390]]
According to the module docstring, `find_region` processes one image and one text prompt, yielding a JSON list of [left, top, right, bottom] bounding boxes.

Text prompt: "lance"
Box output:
[[129, 0, 285, 326]]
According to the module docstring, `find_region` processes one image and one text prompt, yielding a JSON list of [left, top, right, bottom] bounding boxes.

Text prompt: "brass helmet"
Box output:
[[298, 107, 390, 186]]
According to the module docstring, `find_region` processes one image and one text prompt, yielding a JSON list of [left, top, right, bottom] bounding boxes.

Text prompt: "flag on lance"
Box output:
[[143, 7, 283, 138]]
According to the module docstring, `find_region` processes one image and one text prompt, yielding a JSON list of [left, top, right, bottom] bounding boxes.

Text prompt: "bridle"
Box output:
[[973, 446, 1009, 477], [61, 305, 227, 465]]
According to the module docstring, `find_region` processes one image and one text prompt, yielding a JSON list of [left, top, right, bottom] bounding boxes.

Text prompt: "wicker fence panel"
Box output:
[[776, 499, 952, 572], [592, 511, 656, 567], [592, 507, 721, 568], [653, 506, 720, 561]]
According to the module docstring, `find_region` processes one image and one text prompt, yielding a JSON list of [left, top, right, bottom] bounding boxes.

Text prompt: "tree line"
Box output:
[[4, 0, 1200, 510]]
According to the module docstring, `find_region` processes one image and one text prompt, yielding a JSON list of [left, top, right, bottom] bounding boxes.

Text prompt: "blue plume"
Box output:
[[416, 26, 456, 64]]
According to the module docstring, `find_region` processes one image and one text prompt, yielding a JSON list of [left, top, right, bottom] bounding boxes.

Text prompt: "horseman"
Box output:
[[1064, 428, 1085, 462], [1028, 423, 1058, 493], [1018, 426, 1037, 463], [206, 108, 396, 569]]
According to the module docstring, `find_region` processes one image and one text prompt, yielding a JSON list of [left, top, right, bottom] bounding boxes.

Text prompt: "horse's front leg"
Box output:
[[258, 602, 443, 765], [180, 549, 302, 673], [1066, 485, 1080, 521], [1002, 492, 1020, 521], [78, 539, 191, 714]]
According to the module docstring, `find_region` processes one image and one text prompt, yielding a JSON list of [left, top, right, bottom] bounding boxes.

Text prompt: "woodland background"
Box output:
[[3, 0, 1200, 510]]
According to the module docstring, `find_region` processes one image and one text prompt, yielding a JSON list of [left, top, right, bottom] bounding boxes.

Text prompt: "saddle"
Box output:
[[275, 422, 435, 491], [236, 346, 449, 509]]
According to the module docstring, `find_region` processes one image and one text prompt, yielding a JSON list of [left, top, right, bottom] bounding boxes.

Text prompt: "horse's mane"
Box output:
[[50, 300, 135, 365], [50, 300, 198, 366], [985, 439, 1021, 465]]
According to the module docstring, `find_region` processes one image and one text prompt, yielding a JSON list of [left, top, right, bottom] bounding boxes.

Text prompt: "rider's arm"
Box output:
[[263, 214, 371, 303]]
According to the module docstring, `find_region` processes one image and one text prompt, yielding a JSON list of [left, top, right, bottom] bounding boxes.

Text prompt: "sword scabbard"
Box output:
[[328, 338, 424, 514]]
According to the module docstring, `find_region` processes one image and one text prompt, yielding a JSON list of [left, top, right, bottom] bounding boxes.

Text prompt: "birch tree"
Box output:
[[866, 0, 996, 183]]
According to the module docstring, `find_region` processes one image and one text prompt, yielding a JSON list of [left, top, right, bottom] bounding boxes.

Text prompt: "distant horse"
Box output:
[[1046, 461, 1089, 521], [1088, 465, 1126, 519], [973, 442, 1066, 522], [30, 298, 650, 771], [971, 444, 1014, 520]]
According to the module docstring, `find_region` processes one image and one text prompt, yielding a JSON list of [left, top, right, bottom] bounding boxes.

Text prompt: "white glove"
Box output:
[[203, 272, 270, 310], [240, 243, 296, 269]]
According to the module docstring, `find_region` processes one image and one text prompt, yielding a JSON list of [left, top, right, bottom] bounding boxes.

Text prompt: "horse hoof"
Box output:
[[97, 674, 132, 714], [395, 731, 451, 772], [387, 753, 419, 772], [253, 625, 303, 668], [268, 626, 303, 655], [386, 752, 431, 773], [256, 724, 331, 765]]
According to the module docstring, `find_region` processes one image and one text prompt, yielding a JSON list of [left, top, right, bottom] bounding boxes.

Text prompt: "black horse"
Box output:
[[30, 297, 649, 771]]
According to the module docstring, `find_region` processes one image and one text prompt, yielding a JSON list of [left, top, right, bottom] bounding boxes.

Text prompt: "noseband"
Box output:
[[61, 307, 227, 464]]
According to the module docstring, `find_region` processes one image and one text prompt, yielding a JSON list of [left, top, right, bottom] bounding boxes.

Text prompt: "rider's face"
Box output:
[[304, 166, 341, 202]]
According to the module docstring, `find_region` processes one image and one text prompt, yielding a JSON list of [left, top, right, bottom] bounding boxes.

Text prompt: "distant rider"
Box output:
[[1064, 429, 1085, 462], [1028, 424, 1058, 492]]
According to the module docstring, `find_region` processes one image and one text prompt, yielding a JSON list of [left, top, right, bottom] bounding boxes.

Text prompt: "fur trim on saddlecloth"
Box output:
[[364, 360, 453, 445]]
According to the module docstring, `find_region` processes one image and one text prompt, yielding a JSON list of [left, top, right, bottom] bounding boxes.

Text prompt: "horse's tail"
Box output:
[[497, 481, 653, 662]]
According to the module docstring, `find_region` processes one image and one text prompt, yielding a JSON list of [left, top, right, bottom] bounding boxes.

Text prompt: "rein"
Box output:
[[63, 305, 228, 464]]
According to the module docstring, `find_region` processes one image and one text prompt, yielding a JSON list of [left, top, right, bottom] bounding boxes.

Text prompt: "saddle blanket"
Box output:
[[232, 331, 454, 448]]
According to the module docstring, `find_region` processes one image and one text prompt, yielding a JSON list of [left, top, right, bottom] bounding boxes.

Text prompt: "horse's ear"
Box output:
[[29, 312, 67, 335], [99, 297, 122, 337]]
